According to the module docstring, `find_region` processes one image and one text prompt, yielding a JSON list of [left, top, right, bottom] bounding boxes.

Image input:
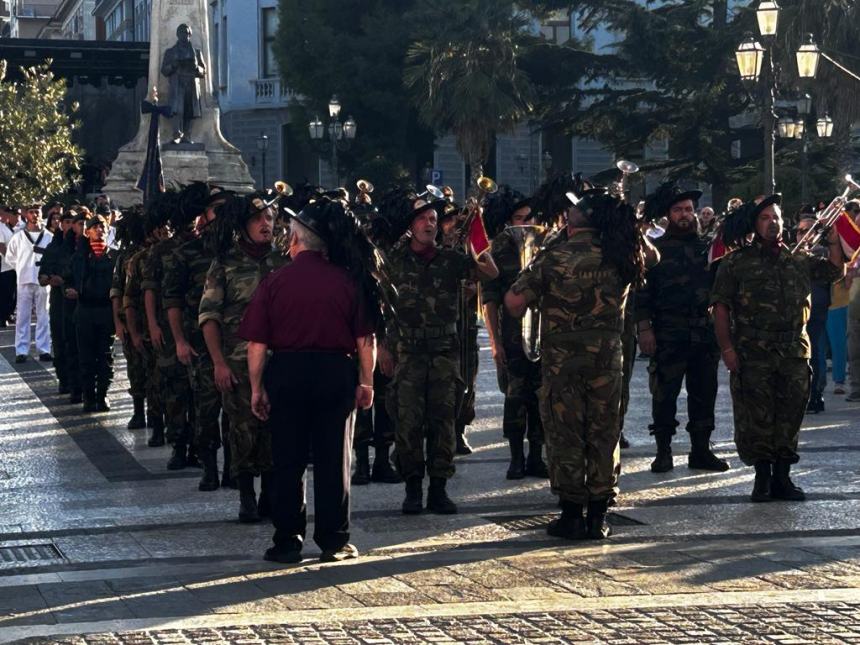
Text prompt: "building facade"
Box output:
[[208, 0, 315, 189], [5, 0, 59, 38]]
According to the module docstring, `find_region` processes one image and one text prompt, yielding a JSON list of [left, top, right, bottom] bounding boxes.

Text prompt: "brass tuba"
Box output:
[[508, 224, 546, 362]]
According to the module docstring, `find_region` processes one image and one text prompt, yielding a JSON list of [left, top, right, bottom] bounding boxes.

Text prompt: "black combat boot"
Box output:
[[147, 416, 165, 447], [750, 460, 772, 503], [619, 432, 630, 449], [257, 472, 272, 518], [650, 434, 674, 473], [58, 382, 70, 395], [805, 396, 824, 414], [96, 390, 110, 412], [770, 460, 806, 501], [455, 431, 473, 455], [525, 440, 549, 478], [426, 477, 458, 514], [127, 397, 146, 430], [237, 473, 261, 523], [586, 499, 611, 539], [197, 448, 220, 492], [547, 501, 586, 540], [69, 389, 83, 405], [401, 476, 423, 515], [82, 389, 97, 413], [351, 445, 371, 486], [371, 445, 402, 483], [506, 438, 526, 480], [166, 440, 188, 470], [688, 431, 729, 471]]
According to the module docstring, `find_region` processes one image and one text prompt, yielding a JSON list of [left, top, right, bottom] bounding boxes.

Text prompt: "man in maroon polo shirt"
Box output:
[[240, 197, 377, 564]]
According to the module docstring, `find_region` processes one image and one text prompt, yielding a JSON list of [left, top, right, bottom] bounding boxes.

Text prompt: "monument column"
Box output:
[[103, 0, 254, 206]]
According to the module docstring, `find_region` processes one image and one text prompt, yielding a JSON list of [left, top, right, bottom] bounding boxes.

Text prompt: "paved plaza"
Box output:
[[0, 327, 858, 644]]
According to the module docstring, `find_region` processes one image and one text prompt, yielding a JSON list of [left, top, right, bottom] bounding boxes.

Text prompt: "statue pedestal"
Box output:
[[102, 0, 253, 206]]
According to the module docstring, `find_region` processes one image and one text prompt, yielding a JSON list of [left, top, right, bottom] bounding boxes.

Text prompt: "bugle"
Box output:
[[792, 174, 860, 253]]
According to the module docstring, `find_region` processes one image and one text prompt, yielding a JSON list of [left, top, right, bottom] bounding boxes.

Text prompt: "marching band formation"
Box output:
[[8, 166, 859, 562]]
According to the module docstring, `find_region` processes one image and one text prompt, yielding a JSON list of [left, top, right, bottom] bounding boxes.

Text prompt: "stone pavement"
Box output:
[[0, 327, 858, 644]]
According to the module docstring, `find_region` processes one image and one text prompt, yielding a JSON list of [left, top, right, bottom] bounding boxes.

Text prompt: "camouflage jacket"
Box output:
[[140, 235, 182, 328], [710, 242, 843, 359], [483, 226, 546, 350], [110, 245, 138, 319], [162, 234, 217, 351], [198, 241, 288, 364], [635, 231, 715, 344], [385, 244, 475, 353], [122, 245, 152, 332], [511, 228, 630, 374]]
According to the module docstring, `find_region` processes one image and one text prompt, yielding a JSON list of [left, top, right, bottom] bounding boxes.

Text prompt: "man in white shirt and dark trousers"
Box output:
[[5, 204, 53, 363]]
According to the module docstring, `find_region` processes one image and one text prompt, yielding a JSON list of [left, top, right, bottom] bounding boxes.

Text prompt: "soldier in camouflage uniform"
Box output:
[[505, 187, 645, 540], [141, 190, 196, 467], [350, 199, 400, 486], [124, 203, 171, 446], [637, 182, 728, 473], [110, 208, 147, 430], [162, 184, 227, 490], [438, 204, 478, 455], [711, 195, 844, 503], [379, 195, 498, 515], [199, 193, 288, 520], [481, 187, 548, 480]]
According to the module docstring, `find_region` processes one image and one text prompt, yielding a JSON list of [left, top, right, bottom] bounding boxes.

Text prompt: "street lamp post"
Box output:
[[736, 30, 774, 194], [257, 133, 269, 189], [796, 93, 812, 203], [308, 95, 357, 187]]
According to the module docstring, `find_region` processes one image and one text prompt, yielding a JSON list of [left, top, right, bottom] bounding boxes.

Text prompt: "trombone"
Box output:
[[792, 174, 860, 253]]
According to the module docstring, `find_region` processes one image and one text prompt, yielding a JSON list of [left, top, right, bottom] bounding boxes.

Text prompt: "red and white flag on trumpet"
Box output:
[[835, 211, 860, 261], [468, 211, 491, 259]]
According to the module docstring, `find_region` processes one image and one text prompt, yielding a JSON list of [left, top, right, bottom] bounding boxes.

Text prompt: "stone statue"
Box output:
[[160, 23, 206, 144]]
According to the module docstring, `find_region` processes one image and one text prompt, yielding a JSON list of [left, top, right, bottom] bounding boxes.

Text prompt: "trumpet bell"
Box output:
[[477, 176, 498, 194], [356, 179, 374, 194], [425, 184, 445, 200], [616, 159, 639, 175], [274, 181, 294, 197]]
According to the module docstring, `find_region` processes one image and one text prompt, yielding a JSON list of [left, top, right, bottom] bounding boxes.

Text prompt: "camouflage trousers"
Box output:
[[221, 356, 271, 477], [156, 333, 193, 444], [539, 345, 623, 505], [122, 337, 147, 399], [647, 339, 719, 437], [619, 323, 636, 431], [730, 352, 809, 466], [502, 347, 543, 443], [355, 367, 394, 449], [189, 349, 222, 452], [139, 340, 163, 421], [390, 349, 461, 480]]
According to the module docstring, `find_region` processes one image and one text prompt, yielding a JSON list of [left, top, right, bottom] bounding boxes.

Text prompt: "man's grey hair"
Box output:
[[291, 219, 326, 252]]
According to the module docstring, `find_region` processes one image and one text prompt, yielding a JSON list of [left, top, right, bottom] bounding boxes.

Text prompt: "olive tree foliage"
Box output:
[[0, 61, 83, 205]]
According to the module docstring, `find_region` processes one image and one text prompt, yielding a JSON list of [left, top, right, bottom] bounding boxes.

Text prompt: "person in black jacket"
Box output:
[[68, 215, 116, 412], [60, 212, 86, 403], [39, 209, 74, 393]]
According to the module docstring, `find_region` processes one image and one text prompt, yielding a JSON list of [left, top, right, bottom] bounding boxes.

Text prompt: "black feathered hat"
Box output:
[[483, 185, 532, 239], [720, 195, 781, 247], [643, 181, 703, 222]]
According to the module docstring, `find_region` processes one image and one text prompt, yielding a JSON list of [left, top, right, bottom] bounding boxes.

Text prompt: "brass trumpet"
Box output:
[[356, 179, 374, 206], [792, 174, 860, 253], [613, 160, 639, 199], [274, 180, 294, 197]]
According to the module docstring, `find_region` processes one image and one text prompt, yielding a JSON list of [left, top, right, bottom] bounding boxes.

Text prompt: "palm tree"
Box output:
[[403, 0, 534, 192]]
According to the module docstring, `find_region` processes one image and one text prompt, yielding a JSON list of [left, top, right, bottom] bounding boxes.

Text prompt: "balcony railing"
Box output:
[[252, 78, 295, 106]]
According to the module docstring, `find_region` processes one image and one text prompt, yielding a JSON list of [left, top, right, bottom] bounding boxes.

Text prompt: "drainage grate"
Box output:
[[0, 543, 63, 567], [486, 512, 645, 532]]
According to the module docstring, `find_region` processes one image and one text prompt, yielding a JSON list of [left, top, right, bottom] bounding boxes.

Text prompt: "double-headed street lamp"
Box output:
[[737, 3, 858, 196], [308, 95, 357, 186]]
